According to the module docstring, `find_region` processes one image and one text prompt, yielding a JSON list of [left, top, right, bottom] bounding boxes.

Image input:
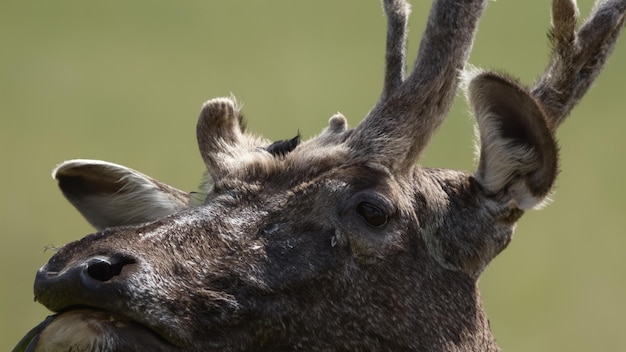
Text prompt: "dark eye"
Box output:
[[356, 202, 388, 227]]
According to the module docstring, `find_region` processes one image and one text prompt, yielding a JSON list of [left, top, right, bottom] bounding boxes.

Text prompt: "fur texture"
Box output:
[[21, 0, 626, 351]]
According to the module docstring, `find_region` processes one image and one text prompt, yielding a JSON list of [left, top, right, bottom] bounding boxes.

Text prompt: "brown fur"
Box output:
[[19, 0, 626, 351]]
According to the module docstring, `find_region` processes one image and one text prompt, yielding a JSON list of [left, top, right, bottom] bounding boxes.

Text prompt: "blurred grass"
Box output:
[[1, 1, 624, 351]]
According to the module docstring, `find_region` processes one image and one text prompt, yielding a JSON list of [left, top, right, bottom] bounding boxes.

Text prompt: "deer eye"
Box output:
[[356, 202, 388, 227]]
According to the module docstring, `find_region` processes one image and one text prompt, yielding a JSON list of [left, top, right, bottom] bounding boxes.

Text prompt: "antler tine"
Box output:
[[381, 0, 410, 100], [532, 0, 626, 129], [348, 0, 488, 171]]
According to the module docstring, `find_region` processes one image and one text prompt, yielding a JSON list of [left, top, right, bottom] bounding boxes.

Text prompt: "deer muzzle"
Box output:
[[34, 255, 137, 312]]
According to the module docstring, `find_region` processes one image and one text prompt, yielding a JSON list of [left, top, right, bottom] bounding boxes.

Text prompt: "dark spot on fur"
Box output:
[[266, 133, 301, 157]]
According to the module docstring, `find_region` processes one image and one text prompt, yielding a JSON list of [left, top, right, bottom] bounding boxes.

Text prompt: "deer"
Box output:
[[13, 0, 626, 351]]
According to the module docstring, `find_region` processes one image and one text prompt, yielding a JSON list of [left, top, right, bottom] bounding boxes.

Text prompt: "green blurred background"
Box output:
[[1, 1, 624, 350]]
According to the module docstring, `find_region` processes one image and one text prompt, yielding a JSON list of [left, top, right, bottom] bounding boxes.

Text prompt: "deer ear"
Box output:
[[467, 72, 558, 210], [52, 159, 191, 230]]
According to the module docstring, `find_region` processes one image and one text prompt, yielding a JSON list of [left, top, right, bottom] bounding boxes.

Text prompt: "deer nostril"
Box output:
[[85, 257, 127, 282], [86, 258, 114, 281]]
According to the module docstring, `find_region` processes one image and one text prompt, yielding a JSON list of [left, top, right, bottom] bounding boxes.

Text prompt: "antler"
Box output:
[[196, 97, 273, 182], [464, 0, 626, 210], [348, 0, 488, 171], [381, 0, 410, 100], [532, 0, 626, 128]]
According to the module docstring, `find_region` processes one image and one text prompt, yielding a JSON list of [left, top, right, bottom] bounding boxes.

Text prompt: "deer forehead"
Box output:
[[211, 151, 417, 209]]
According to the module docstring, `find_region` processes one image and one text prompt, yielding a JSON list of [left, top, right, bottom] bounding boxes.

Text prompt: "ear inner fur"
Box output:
[[52, 159, 191, 230], [469, 72, 558, 209]]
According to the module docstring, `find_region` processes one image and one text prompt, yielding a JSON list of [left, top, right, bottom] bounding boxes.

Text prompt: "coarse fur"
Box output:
[[15, 0, 626, 351]]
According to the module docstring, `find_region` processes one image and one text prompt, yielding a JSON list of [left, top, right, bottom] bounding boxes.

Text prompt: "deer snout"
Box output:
[[34, 254, 138, 312]]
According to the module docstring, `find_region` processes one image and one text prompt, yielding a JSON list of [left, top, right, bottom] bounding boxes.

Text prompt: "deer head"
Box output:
[[15, 0, 625, 351]]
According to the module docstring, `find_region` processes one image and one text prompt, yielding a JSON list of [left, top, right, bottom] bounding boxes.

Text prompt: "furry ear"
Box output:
[[53, 159, 192, 230], [468, 72, 558, 209]]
